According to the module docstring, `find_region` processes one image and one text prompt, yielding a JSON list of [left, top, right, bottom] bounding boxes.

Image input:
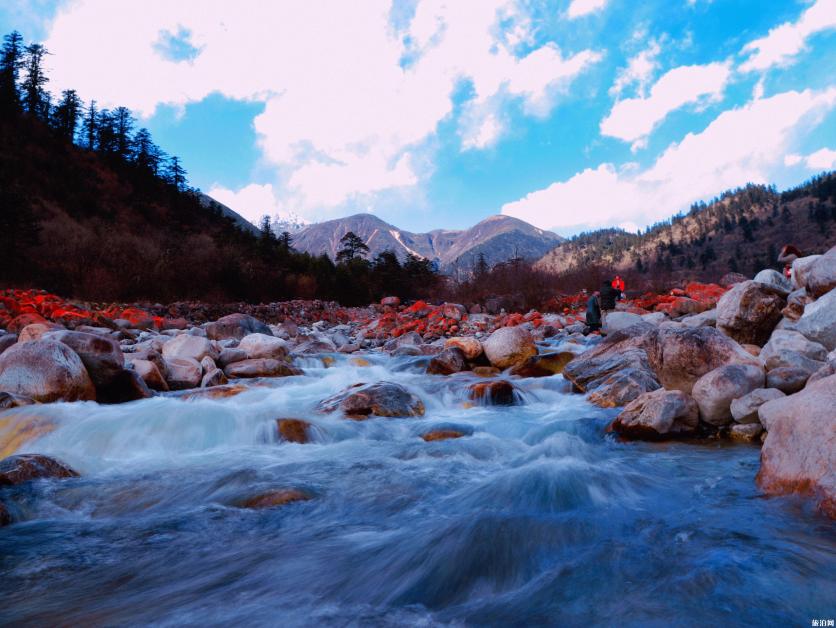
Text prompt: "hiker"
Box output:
[[599, 280, 619, 329], [585, 290, 601, 334], [611, 275, 625, 294]]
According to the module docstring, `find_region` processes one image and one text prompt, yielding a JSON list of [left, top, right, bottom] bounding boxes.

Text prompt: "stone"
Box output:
[[205, 313, 272, 341], [609, 389, 699, 440], [7, 313, 48, 334], [445, 337, 483, 360], [766, 367, 810, 394], [380, 296, 401, 307], [691, 363, 765, 426], [96, 369, 154, 404], [781, 288, 812, 321], [679, 309, 717, 328], [603, 312, 644, 334], [0, 454, 78, 486], [162, 334, 217, 363], [42, 330, 124, 387], [763, 349, 824, 375], [587, 367, 662, 408], [18, 322, 64, 343], [441, 303, 466, 321], [730, 388, 785, 424], [730, 423, 763, 443], [178, 384, 249, 401], [741, 344, 761, 356], [131, 359, 169, 391], [218, 348, 247, 368], [641, 312, 668, 325], [0, 339, 95, 403], [716, 280, 784, 346], [237, 333, 289, 360], [427, 347, 467, 375], [482, 326, 537, 370], [318, 381, 425, 419], [790, 254, 821, 291], [753, 269, 792, 296], [804, 246, 836, 298], [164, 357, 203, 390], [276, 418, 311, 444], [0, 334, 17, 356], [761, 329, 827, 364], [509, 351, 576, 377], [468, 380, 518, 405], [383, 332, 424, 352], [422, 429, 464, 442], [201, 368, 228, 388], [472, 366, 501, 378], [757, 374, 836, 518], [239, 489, 312, 509], [0, 392, 37, 410], [794, 287, 836, 351], [224, 359, 301, 379]]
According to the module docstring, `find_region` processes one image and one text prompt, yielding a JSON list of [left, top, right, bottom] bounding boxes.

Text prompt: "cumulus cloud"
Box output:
[[785, 147, 836, 170], [601, 62, 731, 147], [503, 87, 836, 233], [610, 39, 661, 98], [566, 0, 608, 19], [41, 0, 600, 219], [740, 0, 836, 72], [207, 183, 289, 225]]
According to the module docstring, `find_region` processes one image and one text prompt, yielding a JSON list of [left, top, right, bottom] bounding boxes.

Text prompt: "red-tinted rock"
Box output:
[[422, 429, 464, 442], [318, 381, 425, 419], [468, 380, 518, 405], [239, 489, 312, 509], [427, 347, 467, 375], [276, 418, 311, 443], [0, 453, 79, 486]]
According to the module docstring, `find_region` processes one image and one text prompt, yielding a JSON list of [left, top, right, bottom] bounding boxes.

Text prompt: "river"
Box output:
[[1, 345, 834, 626]]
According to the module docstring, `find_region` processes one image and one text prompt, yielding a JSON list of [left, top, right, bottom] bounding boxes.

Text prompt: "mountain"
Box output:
[[291, 213, 562, 270], [534, 175, 836, 282], [197, 192, 259, 236]]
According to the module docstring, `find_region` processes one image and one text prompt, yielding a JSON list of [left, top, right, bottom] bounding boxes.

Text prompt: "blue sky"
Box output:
[[2, 0, 835, 235]]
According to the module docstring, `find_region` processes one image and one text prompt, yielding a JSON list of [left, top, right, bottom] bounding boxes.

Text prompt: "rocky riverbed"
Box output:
[[0, 247, 835, 623]]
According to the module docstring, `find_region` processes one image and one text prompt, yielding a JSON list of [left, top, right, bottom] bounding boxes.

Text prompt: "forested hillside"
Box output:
[[535, 177, 836, 282]]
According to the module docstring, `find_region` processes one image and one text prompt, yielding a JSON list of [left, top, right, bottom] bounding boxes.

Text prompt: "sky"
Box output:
[[2, 0, 836, 236]]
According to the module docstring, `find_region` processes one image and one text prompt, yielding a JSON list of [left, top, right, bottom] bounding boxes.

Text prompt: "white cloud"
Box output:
[[784, 153, 803, 166], [610, 40, 661, 98], [601, 62, 731, 145], [567, 0, 608, 19], [207, 183, 289, 225], [41, 0, 599, 220], [503, 87, 836, 232], [740, 0, 836, 72], [785, 147, 836, 170]]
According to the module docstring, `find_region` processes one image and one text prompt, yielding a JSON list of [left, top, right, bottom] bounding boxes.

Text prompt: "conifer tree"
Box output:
[[21, 43, 49, 118], [0, 30, 24, 114]]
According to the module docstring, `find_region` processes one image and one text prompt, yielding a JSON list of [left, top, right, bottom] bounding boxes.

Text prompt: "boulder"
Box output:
[[237, 333, 288, 360], [422, 429, 465, 442], [753, 269, 792, 296], [0, 334, 18, 356], [472, 366, 501, 378], [0, 339, 96, 402], [131, 359, 169, 391], [164, 357, 203, 390], [42, 330, 124, 387], [794, 287, 836, 350], [18, 322, 64, 343], [603, 312, 644, 334], [757, 374, 836, 518], [380, 296, 401, 307], [445, 337, 482, 360], [482, 326, 537, 369], [205, 313, 272, 341], [0, 454, 79, 486], [239, 489, 312, 509], [0, 392, 37, 409], [640, 312, 668, 325], [468, 380, 518, 406], [201, 368, 228, 388], [384, 331, 424, 352], [790, 254, 821, 290], [609, 389, 699, 440], [96, 369, 154, 404], [587, 367, 662, 408], [427, 347, 467, 375], [730, 388, 785, 424], [766, 367, 810, 394], [224, 359, 301, 379], [716, 281, 784, 345], [509, 351, 576, 377], [679, 309, 717, 328], [318, 381, 425, 419], [276, 418, 312, 444], [162, 334, 217, 363], [691, 364, 765, 426], [730, 423, 763, 443], [441, 303, 466, 321], [781, 288, 812, 321], [761, 329, 827, 363], [218, 348, 247, 368], [7, 313, 48, 335], [763, 349, 824, 375], [804, 246, 836, 298]]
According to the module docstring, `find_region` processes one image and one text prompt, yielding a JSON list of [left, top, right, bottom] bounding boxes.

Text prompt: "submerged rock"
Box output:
[[422, 429, 465, 442], [509, 351, 576, 377], [482, 326, 537, 369], [0, 339, 96, 403], [318, 381, 425, 419], [468, 380, 518, 406], [239, 488, 312, 509], [609, 388, 699, 440], [0, 453, 79, 486], [276, 418, 312, 444]]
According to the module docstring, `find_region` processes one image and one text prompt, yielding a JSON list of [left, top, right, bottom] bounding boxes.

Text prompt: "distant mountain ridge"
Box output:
[[290, 213, 563, 270]]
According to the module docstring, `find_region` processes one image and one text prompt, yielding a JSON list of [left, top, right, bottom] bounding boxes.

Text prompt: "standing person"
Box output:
[[599, 280, 619, 330], [585, 290, 601, 334], [612, 274, 625, 298]]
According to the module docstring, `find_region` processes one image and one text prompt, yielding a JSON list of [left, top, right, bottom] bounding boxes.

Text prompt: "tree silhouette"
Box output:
[[21, 43, 49, 118], [51, 89, 82, 142], [113, 106, 134, 160], [336, 231, 369, 264], [81, 99, 97, 149], [166, 156, 187, 191], [0, 31, 24, 113]]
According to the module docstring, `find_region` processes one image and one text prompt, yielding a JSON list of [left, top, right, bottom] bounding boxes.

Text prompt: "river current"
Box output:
[[0, 346, 834, 626]]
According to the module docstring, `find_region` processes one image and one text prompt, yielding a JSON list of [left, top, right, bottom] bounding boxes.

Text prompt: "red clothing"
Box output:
[[611, 277, 625, 292]]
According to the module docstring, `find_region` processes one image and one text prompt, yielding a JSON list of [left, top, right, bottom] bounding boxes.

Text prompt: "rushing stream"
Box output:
[[0, 345, 834, 626]]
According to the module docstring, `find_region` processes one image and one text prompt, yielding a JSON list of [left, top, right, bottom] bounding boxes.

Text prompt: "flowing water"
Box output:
[[0, 346, 834, 626]]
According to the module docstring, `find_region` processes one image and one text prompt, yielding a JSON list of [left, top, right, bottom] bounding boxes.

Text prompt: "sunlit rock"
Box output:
[[0, 339, 95, 402]]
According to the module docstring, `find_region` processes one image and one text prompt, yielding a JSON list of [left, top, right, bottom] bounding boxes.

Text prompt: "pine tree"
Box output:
[[81, 100, 98, 149], [166, 156, 187, 191], [0, 31, 24, 114], [51, 89, 82, 142], [112, 106, 133, 160], [21, 43, 49, 118], [336, 231, 369, 264]]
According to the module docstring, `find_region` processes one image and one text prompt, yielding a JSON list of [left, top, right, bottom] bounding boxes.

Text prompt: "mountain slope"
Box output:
[[534, 176, 836, 282], [291, 213, 562, 270]]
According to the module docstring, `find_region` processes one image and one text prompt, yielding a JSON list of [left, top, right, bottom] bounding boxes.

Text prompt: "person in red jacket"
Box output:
[[611, 275, 625, 296]]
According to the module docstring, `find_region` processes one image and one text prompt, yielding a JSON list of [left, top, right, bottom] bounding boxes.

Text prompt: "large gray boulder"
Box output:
[[0, 339, 96, 402], [716, 280, 784, 345], [691, 363, 765, 426], [757, 374, 836, 518], [760, 329, 827, 363], [42, 330, 124, 387], [603, 312, 645, 334], [482, 326, 537, 370], [204, 313, 272, 341], [804, 246, 836, 298], [164, 357, 203, 390], [162, 334, 217, 363], [791, 255, 821, 291], [730, 388, 785, 424], [223, 359, 301, 379], [754, 269, 792, 297], [609, 388, 699, 440], [795, 288, 836, 351], [237, 333, 288, 360]]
